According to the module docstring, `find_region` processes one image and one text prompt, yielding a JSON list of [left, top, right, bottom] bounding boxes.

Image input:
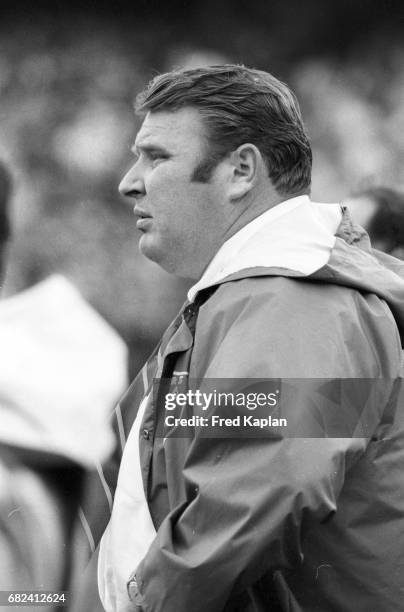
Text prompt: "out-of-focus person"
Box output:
[[0, 161, 128, 610], [0, 161, 11, 285], [345, 186, 404, 258]]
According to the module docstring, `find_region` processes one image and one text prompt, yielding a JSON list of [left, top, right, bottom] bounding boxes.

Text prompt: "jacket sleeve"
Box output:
[[133, 437, 366, 611], [131, 279, 399, 611]]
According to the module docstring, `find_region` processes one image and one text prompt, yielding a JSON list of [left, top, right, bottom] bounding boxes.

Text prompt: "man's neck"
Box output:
[[220, 188, 308, 256], [181, 190, 309, 282]]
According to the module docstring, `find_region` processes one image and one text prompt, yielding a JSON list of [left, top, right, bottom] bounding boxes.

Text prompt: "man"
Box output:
[[96, 65, 404, 611], [346, 185, 404, 258]]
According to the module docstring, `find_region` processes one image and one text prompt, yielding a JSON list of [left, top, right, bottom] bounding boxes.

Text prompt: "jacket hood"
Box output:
[[190, 200, 404, 346], [0, 275, 128, 468], [310, 209, 404, 345]]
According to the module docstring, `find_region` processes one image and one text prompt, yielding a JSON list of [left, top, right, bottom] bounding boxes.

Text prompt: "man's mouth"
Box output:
[[133, 207, 151, 218], [134, 208, 152, 231]]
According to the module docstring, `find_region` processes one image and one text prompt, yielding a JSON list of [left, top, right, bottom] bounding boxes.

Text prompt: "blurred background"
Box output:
[[1, 0, 404, 374]]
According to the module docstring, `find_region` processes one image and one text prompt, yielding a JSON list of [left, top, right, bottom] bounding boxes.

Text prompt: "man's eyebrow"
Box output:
[[130, 143, 170, 156]]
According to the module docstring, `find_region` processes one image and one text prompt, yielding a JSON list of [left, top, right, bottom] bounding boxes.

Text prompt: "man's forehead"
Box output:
[[134, 107, 206, 148]]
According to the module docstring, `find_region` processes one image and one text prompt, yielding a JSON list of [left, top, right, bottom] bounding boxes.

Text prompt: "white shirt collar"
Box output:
[[188, 195, 342, 302]]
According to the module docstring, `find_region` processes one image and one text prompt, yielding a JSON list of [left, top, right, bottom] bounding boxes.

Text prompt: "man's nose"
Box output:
[[118, 165, 145, 198]]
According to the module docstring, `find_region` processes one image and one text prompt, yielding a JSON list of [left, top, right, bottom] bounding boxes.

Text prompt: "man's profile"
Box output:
[[94, 65, 404, 612]]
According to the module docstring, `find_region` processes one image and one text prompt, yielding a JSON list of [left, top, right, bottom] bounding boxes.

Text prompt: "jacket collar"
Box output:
[[188, 196, 342, 302]]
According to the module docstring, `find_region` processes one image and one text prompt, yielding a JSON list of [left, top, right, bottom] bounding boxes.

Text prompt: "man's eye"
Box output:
[[151, 154, 167, 164]]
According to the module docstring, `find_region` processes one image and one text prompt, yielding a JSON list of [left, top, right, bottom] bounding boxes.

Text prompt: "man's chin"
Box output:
[[138, 236, 168, 269], [138, 235, 195, 278], [139, 236, 157, 260]]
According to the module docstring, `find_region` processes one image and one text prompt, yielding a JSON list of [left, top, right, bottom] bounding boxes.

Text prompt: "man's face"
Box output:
[[119, 107, 229, 278]]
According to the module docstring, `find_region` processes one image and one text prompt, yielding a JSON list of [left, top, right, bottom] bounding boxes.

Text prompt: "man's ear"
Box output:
[[227, 144, 263, 201]]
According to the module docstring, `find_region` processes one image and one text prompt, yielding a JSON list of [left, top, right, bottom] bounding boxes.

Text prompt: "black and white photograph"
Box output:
[[1, 1, 404, 610]]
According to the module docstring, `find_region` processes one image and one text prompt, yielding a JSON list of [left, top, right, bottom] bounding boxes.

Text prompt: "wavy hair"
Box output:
[[136, 64, 312, 195]]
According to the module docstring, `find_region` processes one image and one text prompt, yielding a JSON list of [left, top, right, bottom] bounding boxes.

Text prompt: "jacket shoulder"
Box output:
[[192, 275, 401, 378]]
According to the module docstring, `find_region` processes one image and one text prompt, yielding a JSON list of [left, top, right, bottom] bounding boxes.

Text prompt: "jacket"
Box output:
[[96, 205, 404, 611]]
